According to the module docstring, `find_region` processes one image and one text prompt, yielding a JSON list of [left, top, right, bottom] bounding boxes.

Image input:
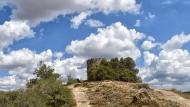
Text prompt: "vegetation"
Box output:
[[0, 64, 75, 107], [0, 57, 190, 107], [88, 57, 141, 82], [67, 75, 80, 85], [0, 57, 140, 106]]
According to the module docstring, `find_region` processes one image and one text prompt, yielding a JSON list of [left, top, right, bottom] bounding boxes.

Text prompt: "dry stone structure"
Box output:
[[86, 58, 103, 80]]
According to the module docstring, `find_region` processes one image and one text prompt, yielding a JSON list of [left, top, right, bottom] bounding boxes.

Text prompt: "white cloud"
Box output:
[[5, 0, 140, 26], [1, 21, 190, 92], [66, 22, 144, 60], [54, 52, 64, 60], [71, 11, 92, 29], [53, 56, 87, 80], [0, 20, 34, 50], [139, 34, 190, 91], [0, 21, 145, 91], [143, 51, 158, 66], [147, 36, 156, 41], [0, 1, 141, 90], [134, 19, 141, 27], [0, 0, 140, 53], [92, 0, 140, 14], [0, 48, 87, 91], [0, 49, 53, 90], [0, 76, 16, 91], [161, 33, 190, 51], [141, 40, 159, 50], [85, 19, 104, 28]]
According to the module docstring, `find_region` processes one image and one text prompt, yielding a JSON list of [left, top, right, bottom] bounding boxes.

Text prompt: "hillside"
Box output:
[[69, 81, 190, 107], [1, 58, 189, 107]]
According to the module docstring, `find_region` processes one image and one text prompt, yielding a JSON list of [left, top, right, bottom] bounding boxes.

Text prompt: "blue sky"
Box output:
[[7, 0, 190, 52], [0, 0, 190, 91]]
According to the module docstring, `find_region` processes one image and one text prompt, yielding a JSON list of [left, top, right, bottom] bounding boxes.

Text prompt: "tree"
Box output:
[[34, 64, 60, 80], [26, 78, 37, 88], [27, 63, 60, 88], [23, 64, 75, 107], [110, 58, 119, 69], [123, 57, 136, 70], [0, 63, 75, 107], [27, 63, 75, 107], [87, 57, 141, 82]]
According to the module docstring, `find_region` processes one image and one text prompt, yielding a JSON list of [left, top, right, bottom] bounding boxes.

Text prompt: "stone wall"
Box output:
[[87, 58, 103, 80]]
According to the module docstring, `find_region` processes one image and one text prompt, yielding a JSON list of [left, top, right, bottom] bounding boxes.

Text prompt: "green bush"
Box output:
[[0, 64, 75, 107], [88, 57, 141, 82]]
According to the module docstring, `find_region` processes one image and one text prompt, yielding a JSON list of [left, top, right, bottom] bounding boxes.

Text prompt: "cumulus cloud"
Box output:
[[141, 40, 159, 50], [0, 0, 141, 91], [0, 0, 140, 54], [71, 11, 92, 29], [85, 19, 104, 28], [0, 48, 87, 91], [0, 21, 146, 91], [161, 33, 190, 50], [53, 56, 87, 80], [54, 52, 64, 60], [0, 76, 16, 91], [0, 20, 34, 50], [66, 22, 144, 60], [0, 49, 53, 90], [4, 0, 140, 26], [143, 51, 158, 66], [139, 34, 190, 91]]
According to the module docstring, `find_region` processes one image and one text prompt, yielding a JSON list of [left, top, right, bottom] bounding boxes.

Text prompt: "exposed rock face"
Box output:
[[86, 58, 103, 80]]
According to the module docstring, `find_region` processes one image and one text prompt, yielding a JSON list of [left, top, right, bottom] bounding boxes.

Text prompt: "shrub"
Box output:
[[88, 57, 141, 82], [0, 64, 76, 107]]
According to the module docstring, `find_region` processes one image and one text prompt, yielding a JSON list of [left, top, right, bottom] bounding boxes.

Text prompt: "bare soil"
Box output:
[[69, 81, 190, 107], [69, 85, 91, 107]]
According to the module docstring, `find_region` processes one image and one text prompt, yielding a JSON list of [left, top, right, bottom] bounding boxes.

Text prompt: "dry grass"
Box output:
[[74, 81, 180, 107], [181, 92, 190, 99], [172, 90, 190, 100]]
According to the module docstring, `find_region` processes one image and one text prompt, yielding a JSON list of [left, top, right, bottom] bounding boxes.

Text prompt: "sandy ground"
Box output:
[[69, 85, 91, 107], [155, 89, 190, 107], [69, 82, 190, 107]]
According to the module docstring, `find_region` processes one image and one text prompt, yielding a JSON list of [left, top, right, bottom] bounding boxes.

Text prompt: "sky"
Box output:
[[0, 0, 190, 91]]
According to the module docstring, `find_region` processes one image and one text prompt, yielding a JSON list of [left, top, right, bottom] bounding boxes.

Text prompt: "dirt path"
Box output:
[[156, 90, 190, 107], [69, 85, 91, 107]]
